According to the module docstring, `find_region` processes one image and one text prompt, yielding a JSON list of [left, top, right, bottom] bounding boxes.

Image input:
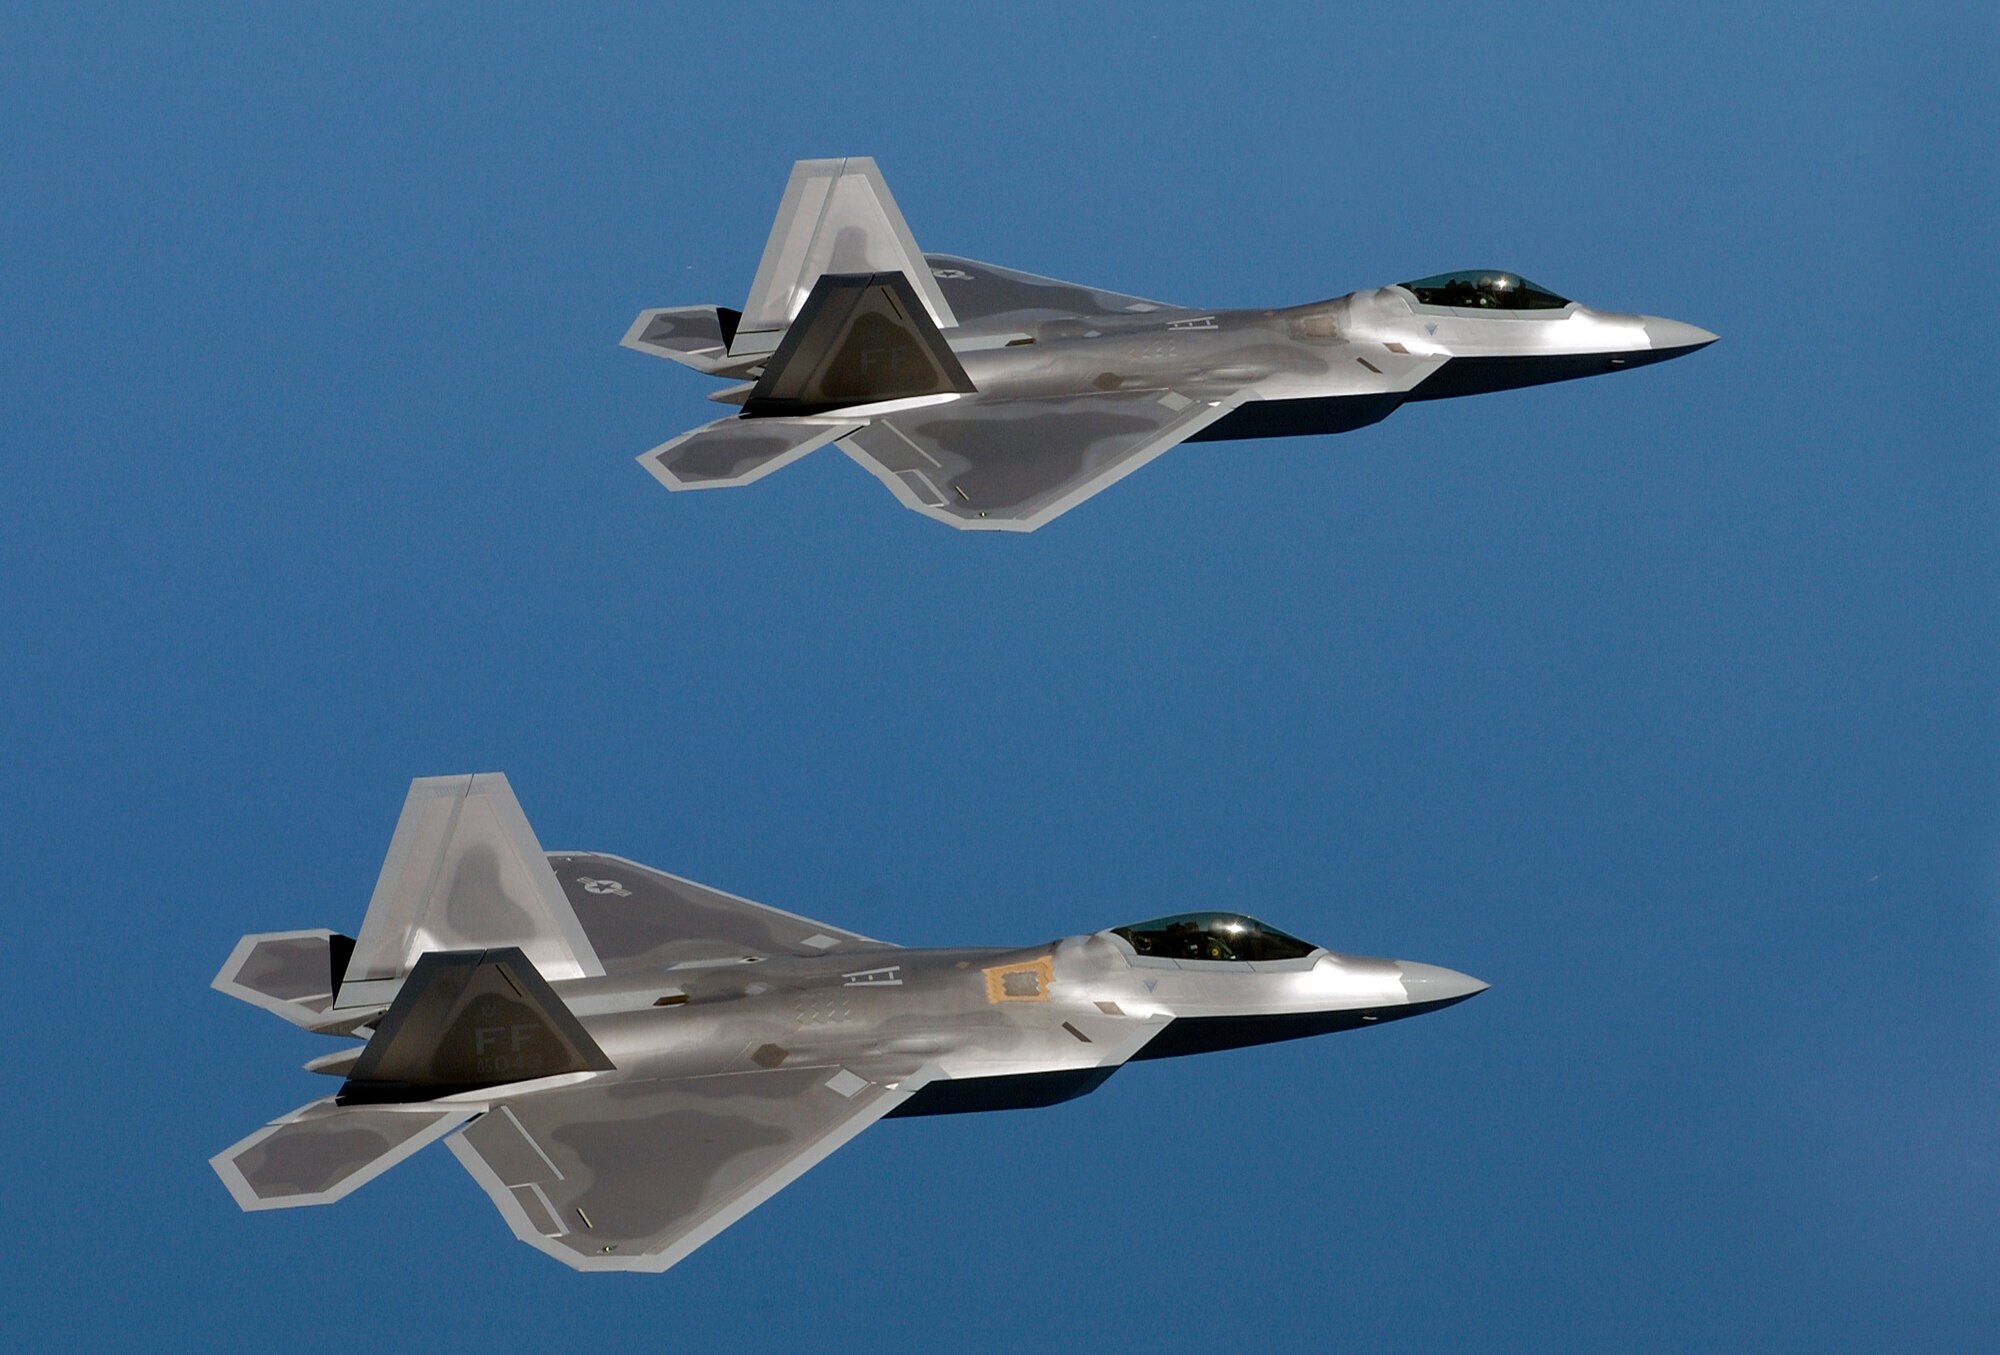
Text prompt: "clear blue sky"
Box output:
[[4, 4, 1994, 1350]]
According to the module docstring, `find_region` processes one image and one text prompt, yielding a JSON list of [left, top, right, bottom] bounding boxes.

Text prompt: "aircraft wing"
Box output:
[[448, 1065, 925, 1272], [923, 253, 1187, 323], [839, 387, 1238, 532], [548, 852, 892, 971]]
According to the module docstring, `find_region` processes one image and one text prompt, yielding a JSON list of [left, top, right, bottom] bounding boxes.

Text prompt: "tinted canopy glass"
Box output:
[[1111, 913, 1318, 963], [1400, 271, 1569, 310]]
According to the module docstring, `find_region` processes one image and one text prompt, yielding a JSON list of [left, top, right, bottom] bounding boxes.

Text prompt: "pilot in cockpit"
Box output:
[[1400, 271, 1571, 310]]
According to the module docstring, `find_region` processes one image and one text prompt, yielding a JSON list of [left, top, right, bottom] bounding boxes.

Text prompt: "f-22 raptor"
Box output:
[[213, 774, 1485, 1272], [626, 156, 1715, 532]]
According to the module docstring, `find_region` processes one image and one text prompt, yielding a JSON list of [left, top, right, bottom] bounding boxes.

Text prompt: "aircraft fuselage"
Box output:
[[539, 922, 1484, 1117], [943, 281, 1717, 444]]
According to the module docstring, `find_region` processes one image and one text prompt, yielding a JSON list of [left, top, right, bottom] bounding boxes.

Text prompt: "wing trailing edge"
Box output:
[[448, 1064, 935, 1272], [839, 387, 1239, 532]]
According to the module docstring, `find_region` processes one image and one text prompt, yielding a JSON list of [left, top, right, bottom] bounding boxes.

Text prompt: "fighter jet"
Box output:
[[624, 156, 1715, 532], [212, 774, 1486, 1273]]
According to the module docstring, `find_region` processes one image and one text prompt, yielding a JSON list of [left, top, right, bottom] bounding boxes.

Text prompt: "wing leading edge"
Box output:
[[547, 851, 892, 972], [922, 253, 1188, 324]]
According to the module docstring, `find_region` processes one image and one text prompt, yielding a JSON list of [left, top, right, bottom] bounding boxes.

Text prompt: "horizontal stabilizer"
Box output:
[[621, 305, 754, 376], [735, 156, 954, 356], [342, 947, 614, 1103], [743, 271, 973, 418], [340, 774, 604, 1010], [212, 930, 356, 1031], [638, 414, 859, 491], [211, 1099, 472, 1211]]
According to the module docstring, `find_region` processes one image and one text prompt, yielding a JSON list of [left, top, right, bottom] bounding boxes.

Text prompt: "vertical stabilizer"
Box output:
[[734, 157, 955, 356], [340, 947, 614, 1103], [743, 271, 974, 417], [338, 774, 603, 1009]]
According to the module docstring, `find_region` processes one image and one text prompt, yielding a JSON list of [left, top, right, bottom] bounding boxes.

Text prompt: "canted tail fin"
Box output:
[[627, 158, 976, 494], [337, 774, 604, 1011], [635, 268, 974, 491], [742, 271, 973, 417], [731, 157, 956, 357], [339, 947, 614, 1103], [212, 773, 604, 1035], [622, 159, 953, 376], [211, 946, 612, 1214]]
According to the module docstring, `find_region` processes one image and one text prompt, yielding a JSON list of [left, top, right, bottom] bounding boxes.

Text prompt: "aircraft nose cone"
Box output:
[[1641, 316, 1719, 352], [1395, 961, 1490, 1008]]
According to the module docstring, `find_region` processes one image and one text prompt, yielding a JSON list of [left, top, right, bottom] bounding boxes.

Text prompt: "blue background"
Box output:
[[4, 5, 1995, 1349]]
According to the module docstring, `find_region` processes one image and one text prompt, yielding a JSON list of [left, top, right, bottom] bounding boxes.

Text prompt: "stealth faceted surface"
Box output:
[[206, 769, 1475, 1270], [627, 160, 1716, 533], [550, 852, 886, 969], [3, 4, 1994, 1352]]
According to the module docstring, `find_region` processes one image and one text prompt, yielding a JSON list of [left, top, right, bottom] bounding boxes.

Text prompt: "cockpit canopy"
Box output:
[[1110, 912, 1319, 963], [1400, 271, 1570, 311]]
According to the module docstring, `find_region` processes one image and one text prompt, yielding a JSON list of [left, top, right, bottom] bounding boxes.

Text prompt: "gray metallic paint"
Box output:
[[624, 160, 1715, 531], [213, 775, 1485, 1272]]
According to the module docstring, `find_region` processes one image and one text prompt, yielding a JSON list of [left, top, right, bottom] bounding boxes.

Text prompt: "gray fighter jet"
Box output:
[[625, 156, 1715, 532], [213, 774, 1485, 1272]]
